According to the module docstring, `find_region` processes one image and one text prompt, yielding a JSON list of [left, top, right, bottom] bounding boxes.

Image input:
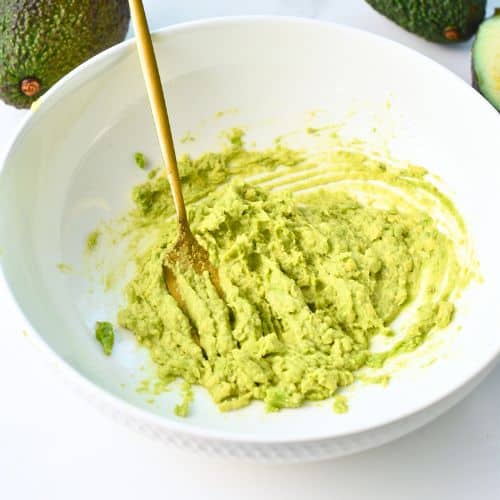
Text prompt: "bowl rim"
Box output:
[[1, 15, 499, 445]]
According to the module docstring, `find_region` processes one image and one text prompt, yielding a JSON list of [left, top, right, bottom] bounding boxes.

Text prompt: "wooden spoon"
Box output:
[[129, 0, 223, 314]]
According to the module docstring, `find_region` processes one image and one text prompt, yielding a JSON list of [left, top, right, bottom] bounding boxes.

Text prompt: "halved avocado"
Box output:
[[472, 10, 500, 111]]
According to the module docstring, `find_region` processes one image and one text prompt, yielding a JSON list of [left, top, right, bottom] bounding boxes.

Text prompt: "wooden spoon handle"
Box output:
[[129, 0, 188, 224]]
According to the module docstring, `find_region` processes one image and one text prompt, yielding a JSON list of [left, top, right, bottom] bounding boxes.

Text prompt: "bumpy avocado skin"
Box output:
[[0, 0, 130, 109], [365, 0, 486, 43]]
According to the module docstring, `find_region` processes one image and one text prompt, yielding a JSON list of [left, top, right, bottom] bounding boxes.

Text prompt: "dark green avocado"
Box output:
[[472, 10, 500, 111], [0, 0, 130, 109], [365, 0, 486, 43]]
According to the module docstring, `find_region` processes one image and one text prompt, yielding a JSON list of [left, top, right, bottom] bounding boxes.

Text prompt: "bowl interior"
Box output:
[[1, 18, 500, 441]]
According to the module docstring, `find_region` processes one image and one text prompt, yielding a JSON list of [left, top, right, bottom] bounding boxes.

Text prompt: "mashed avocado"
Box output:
[[112, 130, 475, 414], [333, 395, 349, 414], [95, 321, 114, 356], [86, 230, 100, 252]]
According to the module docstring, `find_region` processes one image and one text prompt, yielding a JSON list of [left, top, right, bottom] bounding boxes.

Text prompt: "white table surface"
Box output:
[[1, 1, 499, 498]]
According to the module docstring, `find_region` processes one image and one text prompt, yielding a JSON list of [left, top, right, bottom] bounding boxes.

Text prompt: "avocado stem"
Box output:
[[443, 26, 460, 41], [20, 78, 41, 97]]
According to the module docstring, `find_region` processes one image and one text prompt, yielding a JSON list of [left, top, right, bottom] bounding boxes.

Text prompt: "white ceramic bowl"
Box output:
[[1, 17, 500, 463]]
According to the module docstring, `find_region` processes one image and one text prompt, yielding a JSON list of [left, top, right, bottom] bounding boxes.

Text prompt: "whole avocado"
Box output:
[[365, 0, 486, 43], [0, 0, 130, 109]]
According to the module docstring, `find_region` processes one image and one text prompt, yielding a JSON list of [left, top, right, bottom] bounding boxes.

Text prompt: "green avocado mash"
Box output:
[[95, 321, 114, 356], [134, 152, 148, 170], [110, 129, 475, 414], [86, 230, 100, 252], [175, 382, 194, 417], [333, 395, 349, 414]]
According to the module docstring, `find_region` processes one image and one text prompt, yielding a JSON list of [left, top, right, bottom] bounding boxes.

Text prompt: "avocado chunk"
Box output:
[[95, 321, 115, 356], [0, 0, 130, 109], [365, 0, 486, 43], [473, 10, 500, 112]]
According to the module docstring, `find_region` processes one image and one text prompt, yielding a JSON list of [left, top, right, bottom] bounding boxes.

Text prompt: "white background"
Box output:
[[1, 1, 499, 499]]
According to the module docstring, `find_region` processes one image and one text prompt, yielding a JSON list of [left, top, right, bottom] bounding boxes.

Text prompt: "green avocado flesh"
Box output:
[[104, 130, 475, 414], [95, 321, 114, 356], [473, 12, 500, 111], [0, 0, 130, 109], [365, 0, 486, 43]]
